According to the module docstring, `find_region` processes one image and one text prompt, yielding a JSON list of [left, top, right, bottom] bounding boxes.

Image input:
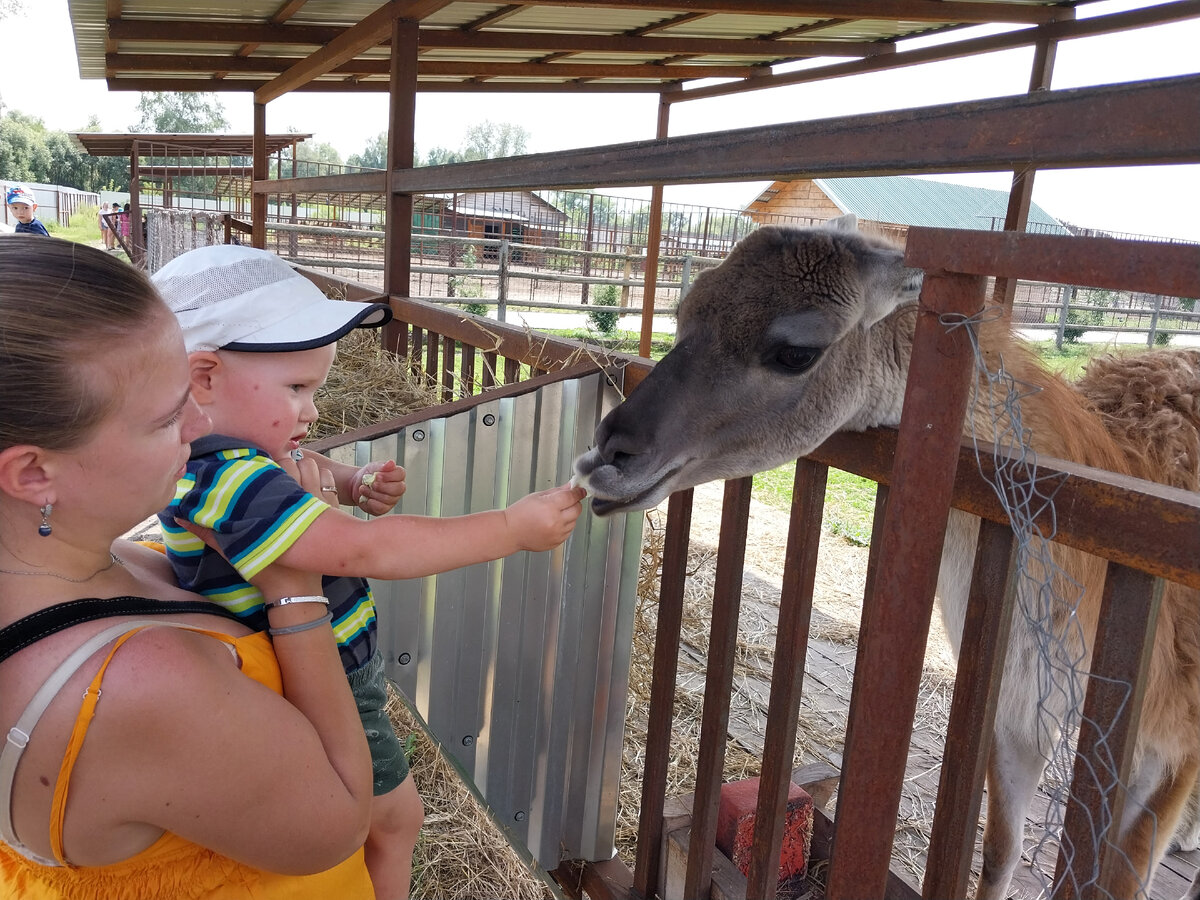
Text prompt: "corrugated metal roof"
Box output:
[[815, 175, 1066, 232], [68, 0, 1106, 93]]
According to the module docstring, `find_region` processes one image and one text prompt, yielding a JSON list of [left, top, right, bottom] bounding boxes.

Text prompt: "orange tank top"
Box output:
[[0, 625, 375, 900]]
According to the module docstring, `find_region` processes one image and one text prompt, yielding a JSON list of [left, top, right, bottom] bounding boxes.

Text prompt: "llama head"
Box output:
[[574, 218, 922, 515]]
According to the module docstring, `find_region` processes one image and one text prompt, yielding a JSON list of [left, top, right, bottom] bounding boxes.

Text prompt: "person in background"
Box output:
[[6, 185, 50, 236], [0, 237, 376, 899], [153, 243, 586, 900], [98, 201, 114, 250]]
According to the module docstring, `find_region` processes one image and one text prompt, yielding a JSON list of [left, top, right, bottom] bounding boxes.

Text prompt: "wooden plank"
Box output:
[[390, 76, 1200, 193], [826, 273, 987, 899]]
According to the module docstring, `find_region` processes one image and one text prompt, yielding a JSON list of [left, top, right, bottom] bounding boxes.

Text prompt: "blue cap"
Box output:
[[5, 185, 36, 208]]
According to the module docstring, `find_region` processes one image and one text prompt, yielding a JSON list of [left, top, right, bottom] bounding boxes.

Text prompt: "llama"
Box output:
[[573, 219, 1200, 899]]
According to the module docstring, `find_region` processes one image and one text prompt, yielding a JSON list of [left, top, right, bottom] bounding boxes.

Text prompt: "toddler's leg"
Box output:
[[365, 777, 424, 900]]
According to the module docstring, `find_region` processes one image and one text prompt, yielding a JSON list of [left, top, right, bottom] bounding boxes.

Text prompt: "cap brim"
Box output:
[[221, 301, 393, 352]]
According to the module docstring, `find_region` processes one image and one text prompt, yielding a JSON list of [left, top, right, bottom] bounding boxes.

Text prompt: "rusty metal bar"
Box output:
[[922, 519, 1019, 899], [826, 271, 987, 898], [1052, 565, 1163, 900], [632, 488, 694, 900], [808, 429, 1200, 592], [904, 227, 1200, 300], [684, 477, 753, 899], [746, 458, 828, 899]]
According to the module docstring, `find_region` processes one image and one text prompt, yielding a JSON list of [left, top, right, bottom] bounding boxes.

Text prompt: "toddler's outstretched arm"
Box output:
[[280, 482, 587, 580]]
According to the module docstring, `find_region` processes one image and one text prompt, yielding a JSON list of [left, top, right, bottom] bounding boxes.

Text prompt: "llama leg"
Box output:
[[976, 728, 1048, 900], [1173, 774, 1200, 852], [1107, 757, 1199, 900]]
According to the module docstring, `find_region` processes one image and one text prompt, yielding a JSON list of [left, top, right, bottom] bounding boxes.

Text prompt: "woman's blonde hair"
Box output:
[[0, 237, 171, 452]]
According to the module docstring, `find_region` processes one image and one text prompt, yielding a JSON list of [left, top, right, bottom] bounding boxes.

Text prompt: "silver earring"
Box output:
[[38, 504, 52, 537]]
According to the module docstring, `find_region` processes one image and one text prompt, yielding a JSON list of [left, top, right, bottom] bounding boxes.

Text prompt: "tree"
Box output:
[[132, 92, 228, 133], [461, 120, 529, 160], [0, 110, 51, 181], [419, 146, 464, 167], [347, 132, 387, 170]]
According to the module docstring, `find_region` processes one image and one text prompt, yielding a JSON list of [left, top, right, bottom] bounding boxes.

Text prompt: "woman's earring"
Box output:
[[38, 504, 52, 537]]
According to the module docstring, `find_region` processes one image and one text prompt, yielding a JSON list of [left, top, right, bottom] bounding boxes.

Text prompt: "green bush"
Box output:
[[1153, 330, 1172, 346], [451, 244, 488, 316], [588, 283, 621, 334]]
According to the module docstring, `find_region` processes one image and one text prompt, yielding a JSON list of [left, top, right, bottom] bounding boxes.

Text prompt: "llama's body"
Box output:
[[573, 221, 1200, 899]]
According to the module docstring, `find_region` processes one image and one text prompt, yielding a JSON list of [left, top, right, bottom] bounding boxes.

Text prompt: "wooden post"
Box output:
[[640, 86, 678, 359], [992, 35, 1057, 310], [129, 139, 144, 266], [383, 17, 417, 355], [252, 102, 267, 249]]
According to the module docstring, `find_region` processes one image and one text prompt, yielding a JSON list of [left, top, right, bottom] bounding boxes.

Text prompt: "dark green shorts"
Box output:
[[347, 650, 409, 796]]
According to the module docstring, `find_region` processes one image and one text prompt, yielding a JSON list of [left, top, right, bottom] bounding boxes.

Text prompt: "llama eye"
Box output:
[[769, 345, 821, 373]]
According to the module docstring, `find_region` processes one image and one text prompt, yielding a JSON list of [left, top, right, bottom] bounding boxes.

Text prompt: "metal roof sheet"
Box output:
[[814, 175, 1065, 231], [68, 0, 1108, 93]]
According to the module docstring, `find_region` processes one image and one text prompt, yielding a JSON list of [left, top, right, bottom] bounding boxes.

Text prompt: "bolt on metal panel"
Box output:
[[331, 372, 641, 867]]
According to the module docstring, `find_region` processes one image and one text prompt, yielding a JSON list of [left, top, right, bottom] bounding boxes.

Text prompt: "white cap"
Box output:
[[152, 243, 392, 353]]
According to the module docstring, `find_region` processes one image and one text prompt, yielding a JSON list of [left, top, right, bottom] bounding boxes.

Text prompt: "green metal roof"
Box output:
[[815, 176, 1067, 233]]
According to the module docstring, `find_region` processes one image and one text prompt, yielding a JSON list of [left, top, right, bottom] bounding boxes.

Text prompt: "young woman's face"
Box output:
[[55, 314, 210, 532], [208, 344, 337, 460]]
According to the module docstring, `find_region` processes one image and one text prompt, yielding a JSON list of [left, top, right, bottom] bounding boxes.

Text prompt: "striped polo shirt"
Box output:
[[159, 434, 377, 674]]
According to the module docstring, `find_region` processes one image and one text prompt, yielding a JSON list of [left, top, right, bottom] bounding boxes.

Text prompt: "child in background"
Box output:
[[6, 185, 50, 235], [153, 244, 585, 900]]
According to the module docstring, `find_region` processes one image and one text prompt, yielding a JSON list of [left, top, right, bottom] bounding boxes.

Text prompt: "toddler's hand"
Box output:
[[505, 483, 587, 552], [354, 460, 405, 515]]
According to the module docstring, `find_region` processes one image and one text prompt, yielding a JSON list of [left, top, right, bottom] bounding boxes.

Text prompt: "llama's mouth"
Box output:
[[587, 463, 684, 517]]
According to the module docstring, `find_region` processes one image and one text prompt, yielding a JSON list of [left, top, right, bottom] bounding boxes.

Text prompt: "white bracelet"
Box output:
[[264, 595, 330, 611]]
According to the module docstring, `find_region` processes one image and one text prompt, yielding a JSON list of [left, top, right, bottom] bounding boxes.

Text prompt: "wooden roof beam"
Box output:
[[419, 31, 892, 57], [668, 0, 1198, 103], [511, 0, 1070, 25], [105, 77, 666, 94], [237, 0, 311, 57], [108, 19, 891, 59], [462, 4, 524, 30], [253, 0, 448, 103], [110, 54, 765, 79]]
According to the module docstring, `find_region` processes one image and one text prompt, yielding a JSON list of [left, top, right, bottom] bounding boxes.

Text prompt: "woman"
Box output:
[[0, 236, 375, 898]]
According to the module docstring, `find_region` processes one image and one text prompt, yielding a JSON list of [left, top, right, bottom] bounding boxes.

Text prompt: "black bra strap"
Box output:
[[0, 598, 247, 664]]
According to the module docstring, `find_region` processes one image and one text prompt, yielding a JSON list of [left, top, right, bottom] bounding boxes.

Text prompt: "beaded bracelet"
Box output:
[[264, 595, 329, 611], [268, 611, 333, 637]]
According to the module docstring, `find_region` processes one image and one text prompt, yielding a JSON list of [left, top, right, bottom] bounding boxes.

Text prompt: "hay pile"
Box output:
[[387, 697, 556, 900], [312, 328, 441, 441]]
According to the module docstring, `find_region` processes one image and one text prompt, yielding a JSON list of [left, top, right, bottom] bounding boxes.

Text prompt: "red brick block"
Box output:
[[715, 777, 814, 881]]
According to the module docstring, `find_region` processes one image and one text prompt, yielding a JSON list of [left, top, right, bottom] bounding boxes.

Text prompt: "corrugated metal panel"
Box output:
[[326, 372, 641, 867], [816, 175, 1066, 232]]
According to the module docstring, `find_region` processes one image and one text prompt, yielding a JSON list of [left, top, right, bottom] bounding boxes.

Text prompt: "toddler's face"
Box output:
[[8, 202, 34, 224], [207, 343, 337, 460]]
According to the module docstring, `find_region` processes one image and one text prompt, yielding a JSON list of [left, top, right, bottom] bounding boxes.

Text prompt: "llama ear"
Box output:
[[860, 247, 921, 327], [825, 213, 859, 233]]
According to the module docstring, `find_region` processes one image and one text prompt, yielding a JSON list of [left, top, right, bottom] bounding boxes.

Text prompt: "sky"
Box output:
[[1, 1, 1198, 240]]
